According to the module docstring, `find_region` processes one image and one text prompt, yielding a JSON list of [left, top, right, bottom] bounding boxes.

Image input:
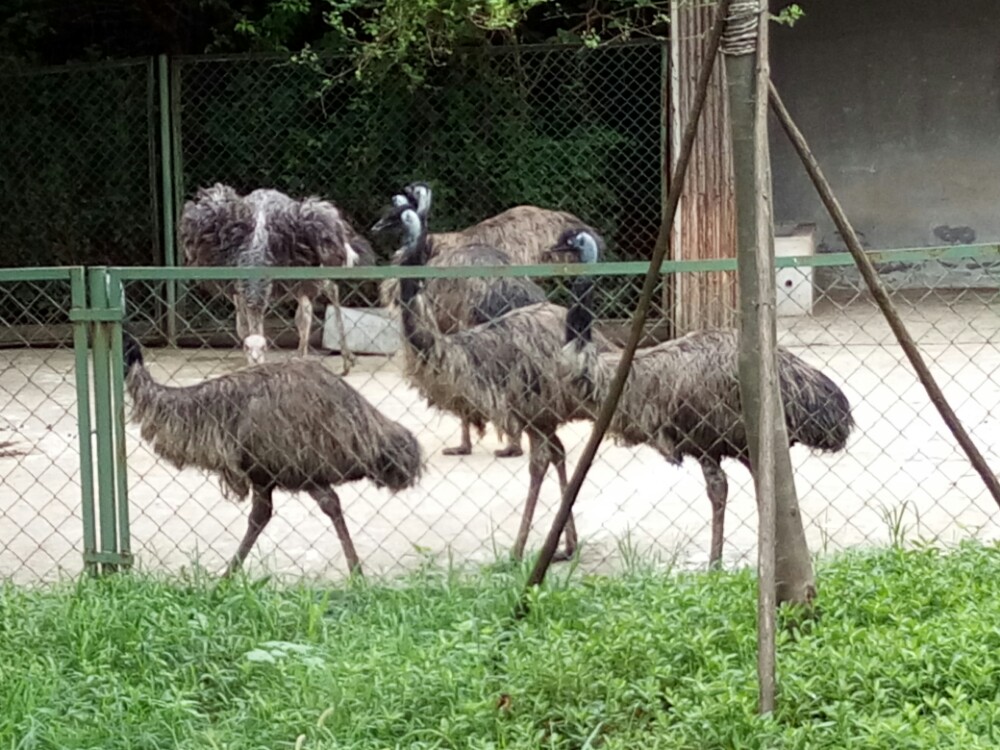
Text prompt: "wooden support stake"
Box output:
[[514, 0, 736, 615], [769, 79, 1000, 511]]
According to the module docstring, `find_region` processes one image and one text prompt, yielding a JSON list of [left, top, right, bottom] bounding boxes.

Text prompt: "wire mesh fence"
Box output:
[[0, 268, 91, 583], [5, 251, 1000, 584], [0, 59, 158, 274], [173, 44, 664, 263]]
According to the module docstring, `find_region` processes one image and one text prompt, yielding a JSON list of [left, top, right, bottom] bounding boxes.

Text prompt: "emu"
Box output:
[[373, 187, 550, 458], [180, 183, 374, 373], [383, 205, 614, 561], [550, 229, 855, 567], [121, 331, 422, 576]]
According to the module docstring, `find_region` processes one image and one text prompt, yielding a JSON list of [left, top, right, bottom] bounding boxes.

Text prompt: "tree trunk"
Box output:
[[723, 2, 816, 608]]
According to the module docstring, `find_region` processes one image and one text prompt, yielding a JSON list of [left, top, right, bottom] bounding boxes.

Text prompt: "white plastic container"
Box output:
[[323, 306, 401, 355], [774, 224, 816, 317]]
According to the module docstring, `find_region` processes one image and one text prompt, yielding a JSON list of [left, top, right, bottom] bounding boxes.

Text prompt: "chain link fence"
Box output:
[[168, 44, 666, 342], [2, 45, 1000, 584], [174, 44, 664, 260], [0, 268, 91, 583], [0, 59, 158, 272], [5, 250, 1000, 583]]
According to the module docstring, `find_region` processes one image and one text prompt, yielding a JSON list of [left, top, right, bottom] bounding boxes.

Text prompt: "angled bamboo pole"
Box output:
[[769, 81, 1000, 511], [514, 0, 735, 615]]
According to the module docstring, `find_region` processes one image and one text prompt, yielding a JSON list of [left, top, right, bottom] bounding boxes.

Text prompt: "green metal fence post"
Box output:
[[159, 54, 178, 344], [70, 268, 98, 576], [107, 273, 133, 563], [86, 267, 131, 572]]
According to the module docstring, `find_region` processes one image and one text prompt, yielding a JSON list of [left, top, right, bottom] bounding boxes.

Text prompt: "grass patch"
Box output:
[[4, 543, 1000, 748]]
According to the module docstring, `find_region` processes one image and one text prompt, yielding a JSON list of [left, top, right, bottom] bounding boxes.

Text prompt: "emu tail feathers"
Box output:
[[289, 198, 354, 267], [778, 350, 854, 452], [372, 426, 423, 492]]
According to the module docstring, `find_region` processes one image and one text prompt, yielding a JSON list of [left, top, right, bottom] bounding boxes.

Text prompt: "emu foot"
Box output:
[[442, 444, 472, 456], [340, 352, 356, 376], [494, 444, 524, 458]]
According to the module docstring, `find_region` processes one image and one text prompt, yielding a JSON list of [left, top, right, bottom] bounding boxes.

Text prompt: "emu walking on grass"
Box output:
[[382, 206, 614, 561], [550, 229, 855, 567], [374, 187, 551, 458], [180, 183, 374, 373], [121, 331, 422, 576]]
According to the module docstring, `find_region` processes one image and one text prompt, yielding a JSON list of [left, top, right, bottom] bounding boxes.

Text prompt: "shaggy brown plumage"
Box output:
[[376, 183, 601, 458], [394, 239, 549, 458], [552, 229, 854, 567], [388, 207, 616, 561], [122, 331, 422, 576], [180, 183, 375, 373], [378, 188, 603, 309]]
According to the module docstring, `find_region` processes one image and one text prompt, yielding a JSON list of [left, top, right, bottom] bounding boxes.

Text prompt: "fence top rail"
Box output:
[[102, 244, 1000, 283], [170, 38, 667, 66], [0, 57, 151, 80], [0, 267, 82, 282]]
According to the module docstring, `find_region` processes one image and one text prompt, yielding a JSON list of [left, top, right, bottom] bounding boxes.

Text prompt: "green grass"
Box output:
[[4, 543, 1000, 749]]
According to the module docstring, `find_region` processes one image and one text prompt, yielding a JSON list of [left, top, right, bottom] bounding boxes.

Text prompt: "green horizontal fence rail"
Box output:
[[105, 242, 1000, 282]]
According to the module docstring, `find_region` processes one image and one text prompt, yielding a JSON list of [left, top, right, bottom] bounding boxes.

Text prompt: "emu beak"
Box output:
[[371, 204, 405, 234], [543, 244, 576, 260]]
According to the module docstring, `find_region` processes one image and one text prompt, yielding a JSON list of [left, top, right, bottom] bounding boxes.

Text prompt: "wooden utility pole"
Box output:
[[724, 0, 815, 615]]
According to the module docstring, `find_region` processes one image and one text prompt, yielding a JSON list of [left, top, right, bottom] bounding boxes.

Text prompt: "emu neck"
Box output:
[[397, 229, 435, 354], [565, 274, 596, 346]]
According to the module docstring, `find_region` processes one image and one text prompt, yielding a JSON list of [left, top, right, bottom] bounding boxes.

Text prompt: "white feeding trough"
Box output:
[[774, 223, 817, 317], [323, 306, 401, 356]]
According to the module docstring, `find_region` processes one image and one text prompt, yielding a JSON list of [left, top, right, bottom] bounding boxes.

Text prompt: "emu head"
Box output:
[[242, 334, 267, 365], [402, 181, 432, 220], [545, 229, 602, 264], [371, 194, 410, 234]]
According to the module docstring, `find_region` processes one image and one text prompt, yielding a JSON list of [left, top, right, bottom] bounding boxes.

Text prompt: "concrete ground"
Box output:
[[3, 291, 1000, 584]]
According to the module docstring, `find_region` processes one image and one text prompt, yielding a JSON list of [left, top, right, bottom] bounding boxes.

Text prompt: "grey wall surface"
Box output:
[[770, 0, 1000, 287]]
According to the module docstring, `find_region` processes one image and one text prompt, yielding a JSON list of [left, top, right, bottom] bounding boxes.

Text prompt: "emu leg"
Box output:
[[295, 295, 312, 357], [224, 485, 273, 576], [233, 293, 249, 340], [309, 486, 363, 577], [700, 457, 729, 569], [442, 419, 473, 456], [242, 299, 268, 365], [512, 433, 549, 561], [327, 282, 355, 376], [549, 434, 578, 562], [495, 427, 524, 459]]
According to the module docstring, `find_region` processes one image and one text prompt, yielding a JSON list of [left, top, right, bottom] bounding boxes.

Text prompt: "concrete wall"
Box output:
[[769, 0, 1000, 288]]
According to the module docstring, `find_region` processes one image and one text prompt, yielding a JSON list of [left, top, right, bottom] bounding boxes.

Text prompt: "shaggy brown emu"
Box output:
[[385, 206, 614, 561], [550, 229, 855, 567], [121, 331, 422, 576], [379, 182, 604, 309], [180, 183, 375, 373], [373, 187, 550, 458]]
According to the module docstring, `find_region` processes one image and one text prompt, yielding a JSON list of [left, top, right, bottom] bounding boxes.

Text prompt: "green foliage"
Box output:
[[3, 543, 1000, 748], [772, 3, 805, 27], [0, 61, 156, 267], [178, 44, 662, 262]]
